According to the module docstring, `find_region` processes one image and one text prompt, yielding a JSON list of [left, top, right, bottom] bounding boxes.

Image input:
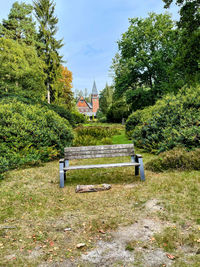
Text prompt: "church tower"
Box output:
[[91, 81, 99, 113]]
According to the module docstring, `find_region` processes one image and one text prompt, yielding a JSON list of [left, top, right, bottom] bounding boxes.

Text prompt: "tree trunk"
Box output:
[[47, 82, 50, 104]]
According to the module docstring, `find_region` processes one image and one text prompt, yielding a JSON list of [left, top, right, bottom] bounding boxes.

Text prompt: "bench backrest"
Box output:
[[64, 144, 135, 160]]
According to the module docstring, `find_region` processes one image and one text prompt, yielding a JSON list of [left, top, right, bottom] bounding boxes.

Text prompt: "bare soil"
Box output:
[[40, 200, 176, 267]]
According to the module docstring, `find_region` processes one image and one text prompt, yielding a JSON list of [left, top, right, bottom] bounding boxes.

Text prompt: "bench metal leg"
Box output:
[[64, 160, 69, 181], [131, 155, 139, 176], [135, 165, 139, 176], [135, 154, 145, 181], [59, 160, 65, 188]]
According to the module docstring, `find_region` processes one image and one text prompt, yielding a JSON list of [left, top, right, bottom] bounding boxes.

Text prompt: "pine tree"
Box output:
[[99, 84, 113, 115], [0, 1, 37, 46], [33, 0, 63, 103]]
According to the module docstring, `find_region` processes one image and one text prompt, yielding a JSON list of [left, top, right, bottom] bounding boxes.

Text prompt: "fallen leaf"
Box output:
[[49, 241, 54, 247], [166, 253, 176, 260], [76, 243, 86, 248]]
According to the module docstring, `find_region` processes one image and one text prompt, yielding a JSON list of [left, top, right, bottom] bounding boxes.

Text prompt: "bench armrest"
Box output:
[[136, 154, 143, 158]]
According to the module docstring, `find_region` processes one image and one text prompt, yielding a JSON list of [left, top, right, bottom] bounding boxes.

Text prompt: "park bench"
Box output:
[[59, 144, 145, 188]]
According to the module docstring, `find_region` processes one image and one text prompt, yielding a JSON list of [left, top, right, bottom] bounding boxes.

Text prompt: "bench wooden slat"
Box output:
[[65, 152, 134, 160], [64, 144, 134, 159], [64, 162, 140, 170], [65, 148, 134, 155], [64, 144, 134, 152]]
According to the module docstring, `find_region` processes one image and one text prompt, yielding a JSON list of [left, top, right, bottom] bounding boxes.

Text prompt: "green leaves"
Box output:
[[111, 12, 178, 110], [0, 1, 38, 46], [0, 100, 73, 175], [0, 38, 46, 97], [33, 0, 64, 103], [126, 85, 200, 153]]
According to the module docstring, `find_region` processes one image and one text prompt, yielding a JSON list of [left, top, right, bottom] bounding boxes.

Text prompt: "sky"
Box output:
[[0, 0, 179, 94]]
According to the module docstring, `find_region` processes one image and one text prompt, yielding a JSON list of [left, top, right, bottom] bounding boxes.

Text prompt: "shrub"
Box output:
[[74, 126, 120, 139], [73, 126, 120, 146], [0, 92, 81, 127], [71, 111, 86, 124], [107, 99, 130, 123], [50, 104, 75, 126], [146, 148, 200, 172], [126, 85, 200, 153], [73, 135, 98, 146], [99, 116, 107, 123], [125, 102, 163, 137], [0, 101, 73, 176], [101, 137, 113, 145]]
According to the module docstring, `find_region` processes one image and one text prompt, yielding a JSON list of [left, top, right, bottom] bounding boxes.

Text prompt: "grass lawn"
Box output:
[[0, 127, 199, 266]]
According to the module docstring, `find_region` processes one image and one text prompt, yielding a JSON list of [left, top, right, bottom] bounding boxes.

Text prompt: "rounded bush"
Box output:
[[126, 85, 200, 153], [0, 93, 78, 127], [0, 101, 73, 175], [146, 148, 200, 172]]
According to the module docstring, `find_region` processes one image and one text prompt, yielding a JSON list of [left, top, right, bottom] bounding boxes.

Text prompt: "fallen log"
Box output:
[[75, 184, 111, 193]]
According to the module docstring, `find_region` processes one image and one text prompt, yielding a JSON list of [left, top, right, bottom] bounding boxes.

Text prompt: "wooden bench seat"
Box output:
[[64, 162, 140, 171], [59, 144, 145, 188]]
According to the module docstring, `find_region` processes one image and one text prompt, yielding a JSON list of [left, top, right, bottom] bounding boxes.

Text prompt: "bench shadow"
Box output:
[[64, 167, 140, 186]]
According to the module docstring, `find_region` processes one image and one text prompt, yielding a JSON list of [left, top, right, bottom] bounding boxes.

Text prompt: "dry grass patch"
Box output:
[[0, 153, 199, 266]]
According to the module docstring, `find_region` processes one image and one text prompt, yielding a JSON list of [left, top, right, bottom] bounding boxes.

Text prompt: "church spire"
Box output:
[[92, 81, 98, 95]]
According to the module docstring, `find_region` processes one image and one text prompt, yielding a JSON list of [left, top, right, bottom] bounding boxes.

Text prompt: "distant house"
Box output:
[[76, 81, 99, 118]]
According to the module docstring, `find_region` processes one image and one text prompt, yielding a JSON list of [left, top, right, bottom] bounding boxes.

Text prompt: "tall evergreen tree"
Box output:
[[33, 0, 63, 103], [99, 84, 114, 115], [0, 1, 37, 46]]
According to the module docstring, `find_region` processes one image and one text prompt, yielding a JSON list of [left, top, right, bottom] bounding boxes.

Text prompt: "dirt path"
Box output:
[[40, 200, 179, 267]]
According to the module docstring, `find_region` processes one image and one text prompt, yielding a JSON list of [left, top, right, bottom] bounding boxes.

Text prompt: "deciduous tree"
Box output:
[[163, 0, 200, 82], [55, 66, 74, 109], [111, 13, 178, 101]]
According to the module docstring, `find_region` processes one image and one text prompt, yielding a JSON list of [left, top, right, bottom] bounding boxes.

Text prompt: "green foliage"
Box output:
[[96, 110, 107, 123], [73, 126, 120, 146], [107, 98, 130, 123], [0, 1, 38, 46], [33, 0, 63, 103], [0, 100, 73, 175], [126, 105, 158, 138], [101, 137, 113, 145], [163, 0, 200, 82], [75, 126, 120, 139], [99, 84, 114, 115], [72, 135, 98, 147], [125, 87, 155, 112], [126, 85, 200, 153], [146, 147, 200, 172], [111, 12, 178, 107], [0, 38, 46, 97], [71, 111, 86, 124], [0, 92, 79, 126]]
